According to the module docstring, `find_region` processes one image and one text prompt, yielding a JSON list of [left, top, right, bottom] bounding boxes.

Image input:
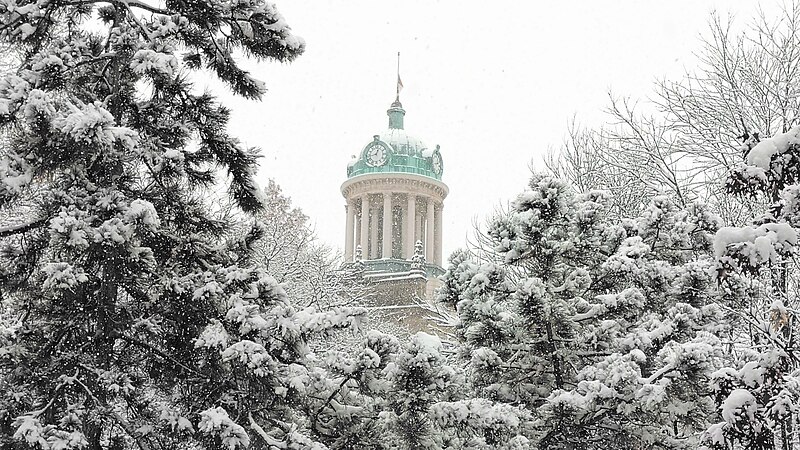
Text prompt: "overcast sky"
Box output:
[[201, 1, 779, 260]]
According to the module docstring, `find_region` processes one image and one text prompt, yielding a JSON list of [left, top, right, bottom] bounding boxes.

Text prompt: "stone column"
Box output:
[[434, 202, 443, 266], [382, 193, 392, 258], [415, 211, 422, 246], [344, 200, 355, 261], [359, 194, 369, 258], [370, 203, 379, 259], [401, 199, 409, 258], [426, 198, 435, 262], [405, 194, 416, 259], [355, 215, 361, 255]]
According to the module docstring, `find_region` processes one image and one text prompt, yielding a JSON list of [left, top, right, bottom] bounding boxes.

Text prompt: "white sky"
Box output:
[[202, 1, 779, 260]]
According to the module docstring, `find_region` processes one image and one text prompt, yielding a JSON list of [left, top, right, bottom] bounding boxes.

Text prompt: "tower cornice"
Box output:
[[341, 173, 449, 201]]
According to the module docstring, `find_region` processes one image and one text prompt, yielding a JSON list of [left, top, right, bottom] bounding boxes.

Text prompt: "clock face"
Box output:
[[432, 153, 443, 174], [366, 144, 387, 167]]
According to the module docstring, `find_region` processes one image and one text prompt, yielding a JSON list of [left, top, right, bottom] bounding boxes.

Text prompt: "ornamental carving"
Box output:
[[341, 174, 448, 200]]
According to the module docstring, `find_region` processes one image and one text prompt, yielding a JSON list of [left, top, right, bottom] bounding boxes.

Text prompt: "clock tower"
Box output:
[[340, 93, 448, 304]]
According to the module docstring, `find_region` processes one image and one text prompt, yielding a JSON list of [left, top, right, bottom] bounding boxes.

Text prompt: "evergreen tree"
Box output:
[[439, 174, 735, 449], [303, 326, 530, 450], [303, 331, 458, 450], [0, 1, 360, 448], [307, 330, 401, 449], [385, 332, 458, 450]]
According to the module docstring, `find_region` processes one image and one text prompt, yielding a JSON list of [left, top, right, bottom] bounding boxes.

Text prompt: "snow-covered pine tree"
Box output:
[[384, 332, 460, 450], [298, 330, 453, 450], [439, 174, 734, 449], [700, 127, 800, 450], [0, 2, 362, 449], [304, 324, 529, 450], [305, 330, 402, 449]]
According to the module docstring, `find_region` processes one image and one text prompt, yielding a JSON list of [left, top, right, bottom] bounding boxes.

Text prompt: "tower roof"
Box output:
[[347, 100, 444, 181]]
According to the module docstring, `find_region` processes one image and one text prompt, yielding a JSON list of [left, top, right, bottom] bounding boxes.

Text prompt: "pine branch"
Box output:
[[75, 374, 153, 450], [119, 334, 208, 378], [0, 218, 46, 238], [63, 0, 170, 15], [26, 369, 78, 417], [109, 412, 154, 450], [119, 0, 153, 41], [249, 412, 284, 447], [125, 0, 169, 14]]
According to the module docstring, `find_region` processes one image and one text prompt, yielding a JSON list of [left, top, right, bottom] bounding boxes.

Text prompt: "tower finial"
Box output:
[[388, 52, 405, 129]]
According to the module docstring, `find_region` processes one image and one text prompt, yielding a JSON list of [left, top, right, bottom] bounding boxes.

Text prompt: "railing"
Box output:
[[343, 258, 445, 278]]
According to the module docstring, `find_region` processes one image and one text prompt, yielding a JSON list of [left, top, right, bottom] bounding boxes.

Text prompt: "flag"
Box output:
[[397, 75, 404, 95]]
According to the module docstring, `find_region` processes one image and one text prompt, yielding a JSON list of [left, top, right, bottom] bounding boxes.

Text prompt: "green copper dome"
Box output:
[[347, 100, 444, 180]]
